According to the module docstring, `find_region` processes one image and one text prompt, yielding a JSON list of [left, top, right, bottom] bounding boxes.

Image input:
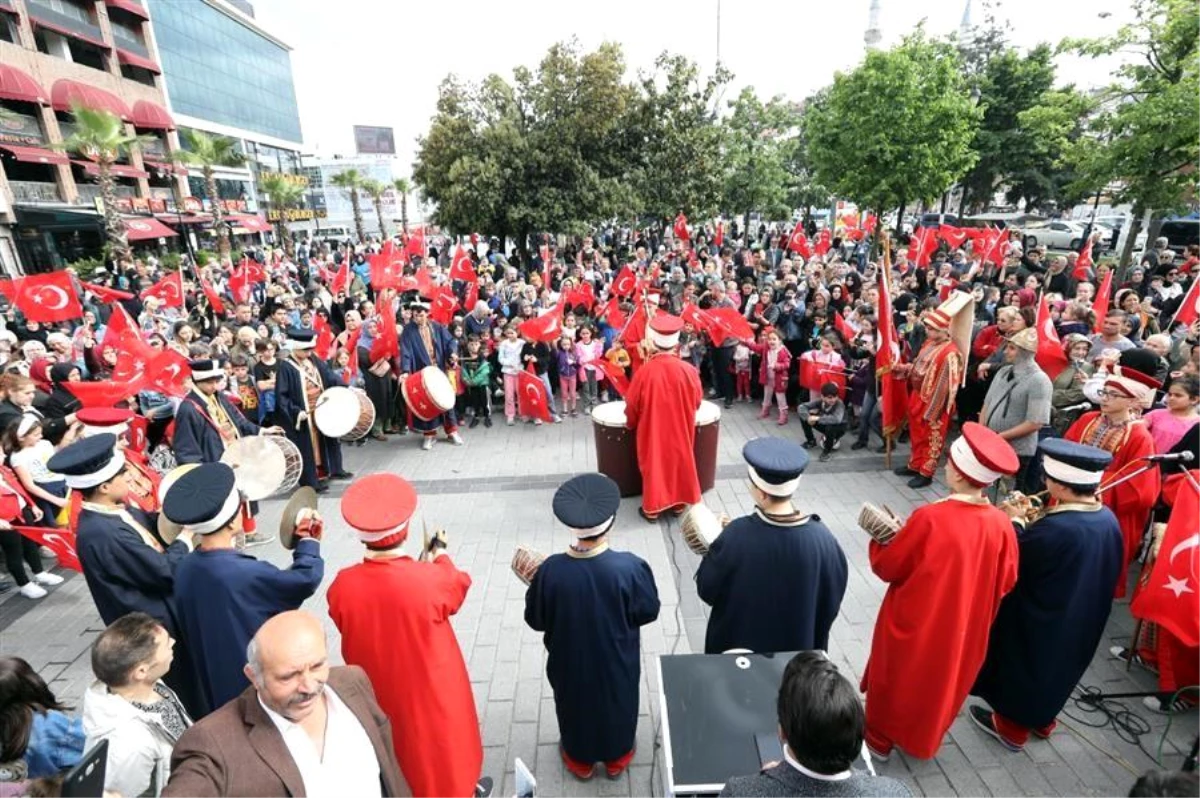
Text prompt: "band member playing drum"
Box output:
[[696, 437, 848, 655], [163, 462, 324, 717], [400, 297, 463, 451], [525, 474, 660, 781], [328, 473, 490, 798], [275, 329, 353, 493], [970, 439, 1123, 751], [862, 422, 1019, 761], [624, 314, 703, 521], [47, 434, 205, 718]]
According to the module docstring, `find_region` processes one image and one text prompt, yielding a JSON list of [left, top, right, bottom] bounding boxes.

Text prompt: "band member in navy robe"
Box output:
[[48, 434, 204, 717], [399, 297, 462, 451], [525, 474, 660, 781], [274, 329, 352, 492], [697, 437, 848, 655], [163, 462, 324, 716], [173, 359, 282, 464], [970, 439, 1123, 750]]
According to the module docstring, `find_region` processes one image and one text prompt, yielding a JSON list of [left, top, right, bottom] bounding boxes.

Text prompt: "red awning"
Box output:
[[0, 144, 68, 165], [0, 64, 49, 104], [116, 49, 161, 74], [131, 100, 174, 130], [228, 214, 271, 233], [31, 18, 108, 49], [105, 0, 149, 19], [122, 215, 177, 241], [156, 212, 212, 225], [73, 160, 149, 180], [51, 80, 131, 121]]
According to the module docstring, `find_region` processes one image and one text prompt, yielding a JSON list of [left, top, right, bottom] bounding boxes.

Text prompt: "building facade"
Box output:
[[300, 155, 399, 241], [0, 0, 188, 274]]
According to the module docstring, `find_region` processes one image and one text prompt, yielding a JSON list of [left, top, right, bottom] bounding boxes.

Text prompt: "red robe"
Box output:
[[1065, 412, 1159, 597], [328, 555, 481, 797], [862, 496, 1018, 758], [624, 353, 703, 515], [906, 340, 963, 477]]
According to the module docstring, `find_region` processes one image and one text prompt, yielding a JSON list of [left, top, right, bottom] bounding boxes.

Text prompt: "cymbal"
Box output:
[[157, 512, 182, 546], [278, 487, 319, 550], [155, 463, 202, 546]]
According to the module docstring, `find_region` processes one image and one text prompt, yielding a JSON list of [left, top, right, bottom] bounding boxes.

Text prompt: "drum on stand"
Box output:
[[314, 386, 376, 441], [220, 436, 303, 500], [591, 401, 642, 497], [402, 366, 456, 421], [693, 400, 721, 493]]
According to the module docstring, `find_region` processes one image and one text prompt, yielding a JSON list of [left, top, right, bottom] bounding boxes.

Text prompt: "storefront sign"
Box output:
[[114, 198, 134, 213], [260, 170, 309, 188], [132, 197, 150, 212], [0, 113, 46, 146], [149, 198, 167, 213], [218, 199, 247, 213], [266, 207, 327, 222], [182, 196, 203, 213]]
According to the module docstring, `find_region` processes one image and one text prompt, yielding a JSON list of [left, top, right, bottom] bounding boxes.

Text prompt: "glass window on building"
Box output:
[[109, 17, 145, 49], [34, 0, 94, 24]]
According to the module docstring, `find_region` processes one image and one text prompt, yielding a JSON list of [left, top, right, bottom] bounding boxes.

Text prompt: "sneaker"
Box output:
[[893, 465, 918, 477], [553, 416, 563, 424], [243, 532, 276, 548], [484, 416, 493, 428], [506, 417, 515, 426], [448, 432, 465, 446], [1109, 645, 1158, 673], [819, 451, 832, 462], [473, 776, 495, 798], [969, 706, 1023, 752], [33, 571, 63, 586], [802, 440, 816, 449], [421, 436, 435, 451], [534, 419, 543, 426], [469, 417, 481, 429], [907, 475, 933, 489], [19, 582, 47, 600], [1143, 694, 1195, 714], [833, 439, 842, 451]]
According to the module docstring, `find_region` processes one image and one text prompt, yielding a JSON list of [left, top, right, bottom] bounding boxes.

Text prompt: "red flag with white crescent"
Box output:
[[14, 272, 84, 323], [787, 225, 810, 256], [1130, 475, 1200, 648], [370, 299, 400, 363], [449, 245, 476, 282], [1073, 237, 1094, 279], [80, 281, 134, 302], [429, 286, 458, 326], [814, 229, 832, 257], [1092, 270, 1113, 334], [611, 265, 638, 298], [140, 272, 184, 309], [517, 367, 552, 421], [13, 525, 81, 572], [314, 314, 335, 360], [1169, 278, 1200, 329], [597, 357, 630, 396], [146, 349, 191, 397], [65, 378, 144, 408], [415, 267, 435, 298], [598, 298, 626, 331], [461, 280, 480, 314], [199, 277, 225, 316], [1034, 293, 1069, 380], [518, 304, 564, 343]]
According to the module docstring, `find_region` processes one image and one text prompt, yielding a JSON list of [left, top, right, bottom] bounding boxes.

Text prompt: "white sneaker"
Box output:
[[534, 419, 543, 426], [421, 436, 435, 451], [33, 571, 63, 586], [19, 582, 47, 599], [448, 432, 464, 446]]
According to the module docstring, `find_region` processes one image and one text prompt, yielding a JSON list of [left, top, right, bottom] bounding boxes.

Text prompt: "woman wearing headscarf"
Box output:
[[42, 364, 82, 445]]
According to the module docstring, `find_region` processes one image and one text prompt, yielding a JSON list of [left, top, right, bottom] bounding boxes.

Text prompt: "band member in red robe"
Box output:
[[1065, 363, 1161, 597], [893, 292, 972, 488], [621, 291, 659, 374], [327, 473, 489, 798], [623, 313, 703, 521], [863, 423, 1020, 760]]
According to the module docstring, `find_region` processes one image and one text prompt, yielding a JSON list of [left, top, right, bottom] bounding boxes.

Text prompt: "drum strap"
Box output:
[[184, 395, 241, 445], [82, 502, 164, 553]]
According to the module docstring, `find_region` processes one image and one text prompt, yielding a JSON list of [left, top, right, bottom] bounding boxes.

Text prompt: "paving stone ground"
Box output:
[[0, 400, 1193, 796]]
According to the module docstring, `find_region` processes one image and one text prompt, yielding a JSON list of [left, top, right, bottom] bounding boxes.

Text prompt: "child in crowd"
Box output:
[[497, 324, 525, 426], [4, 417, 74, 528], [227, 355, 259, 418], [1143, 375, 1199, 453], [574, 326, 604, 411], [461, 336, 493, 428], [679, 322, 704, 371], [733, 340, 753, 402], [333, 348, 363, 389], [0, 464, 62, 600], [749, 328, 791, 425], [521, 336, 561, 425], [556, 335, 580, 417], [799, 382, 848, 462], [446, 352, 464, 423]]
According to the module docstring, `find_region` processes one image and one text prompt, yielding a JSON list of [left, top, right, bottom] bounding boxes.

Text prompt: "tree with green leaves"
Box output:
[[360, 179, 389, 239], [803, 31, 982, 234], [330, 169, 367, 244], [1061, 0, 1199, 270], [781, 103, 832, 227], [257, 173, 304, 258], [392, 178, 412, 236], [172, 129, 246, 260], [55, 105, 153, 263], [720, 88, 799, 242]]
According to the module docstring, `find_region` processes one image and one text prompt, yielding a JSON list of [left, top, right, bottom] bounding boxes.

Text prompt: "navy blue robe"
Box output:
[[75, 504, 205, 716], [172, 389, 261, 464], [525, 547, 660, 762], [972, 504, 1123, 728], [399, 321, 457, 432], [174, 539, 324, 716], [697, 510, 848, 655], [274, 356, 344, 487]]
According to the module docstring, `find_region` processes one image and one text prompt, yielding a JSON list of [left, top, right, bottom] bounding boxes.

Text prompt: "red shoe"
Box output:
[[560, 746, 594, 781], [1032, 720, 1057, 739], [605, 748, 635, 779]]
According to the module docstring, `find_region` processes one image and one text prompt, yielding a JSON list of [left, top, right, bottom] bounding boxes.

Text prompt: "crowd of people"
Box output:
[[0, 215, 1195, 797]]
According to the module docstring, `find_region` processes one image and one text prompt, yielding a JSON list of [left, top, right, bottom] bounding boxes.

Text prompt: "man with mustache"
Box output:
[[163, 610, 407, 797]]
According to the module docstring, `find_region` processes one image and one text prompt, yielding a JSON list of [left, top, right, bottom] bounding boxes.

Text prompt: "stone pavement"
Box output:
[[0, 400, 1194, 797]]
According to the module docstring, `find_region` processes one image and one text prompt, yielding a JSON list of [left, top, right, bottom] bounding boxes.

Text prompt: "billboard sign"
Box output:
[[353, 125, 396, 155]]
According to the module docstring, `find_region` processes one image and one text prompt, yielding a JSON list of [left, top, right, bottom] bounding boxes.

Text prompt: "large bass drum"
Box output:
[[693, 400, 721, 494], [314, 386, 375, 441], [591, 401, 641, 497], [220, 435, 303, 500], [402, 366, 456, 421]]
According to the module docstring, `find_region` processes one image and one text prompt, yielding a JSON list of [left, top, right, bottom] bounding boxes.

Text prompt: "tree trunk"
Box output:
[[350, 191, 366, 244], [1115, 203, 1147, 284], [400, 195, 408, 236], [373, 197, 386, 239], [280, 220, 294, 259], [207, 167, 230, 261], [99, 160, 131, 263], [894, 197, 907, 237]]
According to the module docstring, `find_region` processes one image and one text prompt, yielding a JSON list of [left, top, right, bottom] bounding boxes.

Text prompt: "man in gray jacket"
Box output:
[[981, 327, 1052, 494]]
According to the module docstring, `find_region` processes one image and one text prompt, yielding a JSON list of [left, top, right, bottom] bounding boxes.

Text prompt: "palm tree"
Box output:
[[360, 179, 389, 240], [330, 169, 366, 244], [54, 105, 153, 262], [172, 129, 246, 259], [258, 173, 304, 258], [392, 177, 411, 236]]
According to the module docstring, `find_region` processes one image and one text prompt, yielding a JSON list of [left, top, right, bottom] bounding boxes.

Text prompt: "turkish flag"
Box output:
[[706, 307, 755, 346], [414, 266, 435, 298], [404, 227, 426, 261], [937, 225, 969, 249], [833, 311, 855, 341], [1073, 238, 1094, 280], [199, 277, 225, 316], [1034, 293, 1069, 380], [370, 299, 400, 362], [864, 214, 878, 235], [344, 327, 362, 380], [681, 302, 711, 335], [461, 280, 479, 313], [597, 357, 630, 396], [611, 265, 638, 298], [228, 264, 252, 303], [876, 268, 907, 437], [13, 272, 84, 323], [787, 226, 810, 256], [519, 305, 564, 343], [146, 349, 191, 397], [314, 314, 335, 359], [814, 229, 832, 257], [141, 272, 184, 308], [1092, 270, 1113, 333], [101, 302, 140, 351], [113, 336, 156, 384], [564, 281, 595, 311], [714, 221, 724, 248], [518, 367, 552, 421], [1170, 278, 1200, 328], [81, 281, 133, 302], [448, 245, 475, 282], [540, 242, 553, 289], [66, 378, 143, 407], [598, 298, 626, 331], [429, 286, 458, 326], [673, 213, 690, 242], [13, 525, 81, 572], [906, 227, 939, 267], [370, 253, 404, 291], [330, 260, 351, 295], [1130, 476, 1199, 648], [979, 226, 1010, 266]]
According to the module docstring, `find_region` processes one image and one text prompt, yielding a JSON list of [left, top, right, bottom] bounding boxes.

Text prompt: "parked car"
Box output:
[[1019, 220, 1089, 251], [919, 213, 959, 228]]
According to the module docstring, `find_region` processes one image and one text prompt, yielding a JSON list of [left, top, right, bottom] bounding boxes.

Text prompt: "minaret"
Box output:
[[864, 0, 882, 50], [959, 0, 974, 41]]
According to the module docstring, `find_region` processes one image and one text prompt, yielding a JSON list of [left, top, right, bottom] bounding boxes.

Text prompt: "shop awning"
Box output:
[[157, 212, 212, 225], [228, 214, 271, 233], [0, 64, 49, 105], [131, 100, 174, 130], [51, 80, 131, 121], [143, 159, 187, 177], [73, 160, 149, 180], [122, 215, 177, 240], [0, 144, 69, 165], [32, 18, 108, 49], [105, 0, 149, 19], [116, 49, 161, 74]]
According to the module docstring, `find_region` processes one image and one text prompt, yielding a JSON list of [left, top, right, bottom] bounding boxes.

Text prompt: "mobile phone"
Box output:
[[62, 739, 107, 797]]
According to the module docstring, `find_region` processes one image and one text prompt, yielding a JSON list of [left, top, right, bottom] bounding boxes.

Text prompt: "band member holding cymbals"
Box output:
[[275, 328, 353, 493], [697, 437, 848, 655], [525, 474, 660, 781], [862, 422, 1019, 760]]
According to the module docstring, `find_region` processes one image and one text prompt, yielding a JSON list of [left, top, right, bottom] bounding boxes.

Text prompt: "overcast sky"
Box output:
[[252, 0, 1133, 172]]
